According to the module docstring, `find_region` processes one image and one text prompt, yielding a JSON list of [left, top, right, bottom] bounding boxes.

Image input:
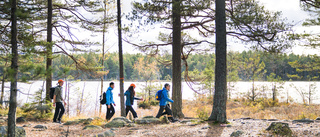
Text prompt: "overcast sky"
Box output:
[[66, 0, 320, 55]]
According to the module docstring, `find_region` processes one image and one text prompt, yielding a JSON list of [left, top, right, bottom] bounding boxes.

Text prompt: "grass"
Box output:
[[181, 95, 320, 120]]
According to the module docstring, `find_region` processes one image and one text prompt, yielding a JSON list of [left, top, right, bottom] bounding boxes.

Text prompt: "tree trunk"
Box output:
[[117, 0, 125, 117], [252, 80, 255, 101], [8, 0, 18, 135], [208, 0, 227, 123], [172, 0, 184, 119], [46, 0, 53, 103], [272, 84, 276, 101], [308, 83, 311, 105], [100, 0, 107, 116], [1, 71, 5, 107]]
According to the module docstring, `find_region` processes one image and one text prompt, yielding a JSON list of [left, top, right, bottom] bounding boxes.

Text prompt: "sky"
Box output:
[[62, 0, 320, 55]]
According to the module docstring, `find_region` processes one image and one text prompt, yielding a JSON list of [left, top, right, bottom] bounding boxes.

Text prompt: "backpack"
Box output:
[[155, 90, 163, 101], [100, 92, 106, 104], [49, 87, 56, 99]]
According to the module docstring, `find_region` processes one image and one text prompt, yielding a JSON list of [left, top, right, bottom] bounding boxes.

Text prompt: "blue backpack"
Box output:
[[155, 90, 163, 101]]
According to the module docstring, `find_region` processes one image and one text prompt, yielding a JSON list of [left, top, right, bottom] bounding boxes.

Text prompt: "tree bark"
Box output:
[[8, 0, 18, 135], [46, 0, 53, 103], [208, 0, 227, 123], [117, 0, 125, 117], [1, 70, 5, 107], [172, 0, 184, 119]]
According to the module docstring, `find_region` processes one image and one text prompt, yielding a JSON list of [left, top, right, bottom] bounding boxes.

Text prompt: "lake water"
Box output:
[[1, 81, 320, 117]]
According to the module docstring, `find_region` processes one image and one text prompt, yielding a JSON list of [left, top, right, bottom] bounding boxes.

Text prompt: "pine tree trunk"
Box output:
[[100, 0, 107, 116], [117, 0, 125, 117], [172, 0, 184, 119], [208, 0, 227, 123], [46, 0, 53, 103], [1, 72, 5, 107], [8, 0, 18, 135]]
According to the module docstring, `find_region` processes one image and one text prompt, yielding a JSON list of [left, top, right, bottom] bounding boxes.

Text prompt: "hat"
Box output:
[[130, 83, 136, 88], [58, 79, 64, 83]]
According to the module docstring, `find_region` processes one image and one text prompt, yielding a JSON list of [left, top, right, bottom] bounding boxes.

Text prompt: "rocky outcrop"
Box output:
[[135, 116, 161, 124], [104, 117, 134, 128], [0, 126, 26, 137], [266, 122, 292, 136], [16, 117, 27, 123], [93, 130, 115, 137], [83, 125, 103, 130], [230, 130, 244, 137]]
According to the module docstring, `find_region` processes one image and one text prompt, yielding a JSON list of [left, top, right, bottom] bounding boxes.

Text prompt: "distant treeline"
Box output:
[[1, 51, 318, 82]]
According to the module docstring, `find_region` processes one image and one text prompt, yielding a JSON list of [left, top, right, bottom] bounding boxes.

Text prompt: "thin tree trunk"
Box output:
[[272, 84, 276, 101], [8, 0, 18, 135], [208, 0, 227, 123], [46, 0, 53, 103], [79, 82, 85, 114], [1, 71, 5, 107], [171, 0, 184, 119], [100, 0, 107, 116], [252, 80, 255, 101], [67, 82, 70, 117], [117, 0, 125, 117], [309, 83, 311, 105]]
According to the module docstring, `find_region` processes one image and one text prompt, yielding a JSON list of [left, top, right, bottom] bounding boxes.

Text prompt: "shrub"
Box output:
[[138, 101, 151, 109], [196, 106, 209, 121]]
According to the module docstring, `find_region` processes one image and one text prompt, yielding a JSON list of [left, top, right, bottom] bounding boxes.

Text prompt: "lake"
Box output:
[[1, 81, 319, 117]]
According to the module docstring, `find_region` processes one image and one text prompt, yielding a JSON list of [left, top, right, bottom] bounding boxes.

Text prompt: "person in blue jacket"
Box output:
[[155, 83, 178, 122], [124, 83, 143, 118], [106, 82, 116, 120]]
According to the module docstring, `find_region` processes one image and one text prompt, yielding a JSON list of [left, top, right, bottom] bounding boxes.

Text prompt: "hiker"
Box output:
[[53, 79, 66, 124], [124, 83, 143, 118], [155, 83, 178, 122], [106, 82, 116, 120]]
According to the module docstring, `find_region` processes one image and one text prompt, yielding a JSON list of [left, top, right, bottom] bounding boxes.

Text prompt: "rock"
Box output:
[[201, 126, 210, 129], [79, 118, 94, 125], [104, 118, 127, 128], [83, 125, 103, 130], [241, 122, 245, 124], [292, 119, 314, 124], [16, 117, 27, 123], [63, 120, 79, 125], [315, 132, 320, 136], [240, 117, 251, 120], [23, 124, 31, 127], [316, 117, 320, 120], [230, 130, 244, 137], [0, 126, 26, 137], [103, 130, 115, 136], [143, 116, 154, 118], [266, 122, 292, 136], [34, 125, 47, 130], [188, 124, 197, 126], [112, 117, 133, 123], [303, 130, 309, 135], [180, 120, 192, 124], [125, 123, 136, 127], [227, 125, 232, 127], [267, 119, 279, 121], [135, 117, 161, 124], [93, 130, 115, 137]]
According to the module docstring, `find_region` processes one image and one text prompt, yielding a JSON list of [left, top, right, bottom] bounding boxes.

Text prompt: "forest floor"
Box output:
[[3, 97, 320, 136], [14, 117, 320, 137]]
